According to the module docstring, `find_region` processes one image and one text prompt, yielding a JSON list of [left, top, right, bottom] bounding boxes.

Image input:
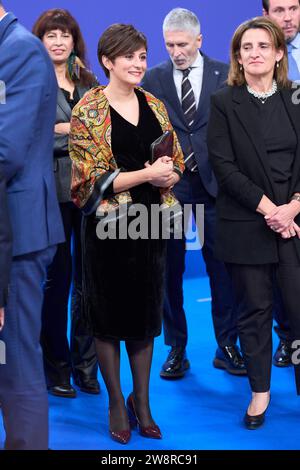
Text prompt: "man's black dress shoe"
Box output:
[[273, 339, 292, 367], [74, 377, 100, 395], [48, 384, 77, 398], [213, 345, 247, 376], [244, 397, 271, 430], [160, 346, 190, 379]]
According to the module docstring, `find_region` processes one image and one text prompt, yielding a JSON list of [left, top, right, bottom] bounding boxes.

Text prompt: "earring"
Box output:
[[67, 51, 85, 81], [239, 65, 243, 71], [276, 61, 280, 68]]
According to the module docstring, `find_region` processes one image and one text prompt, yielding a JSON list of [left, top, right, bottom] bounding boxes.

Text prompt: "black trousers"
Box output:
[[41, 202, 98, 386], [164, 172, 238, 349], [227, 237, 300, 394], [273, 282, 291, 342]]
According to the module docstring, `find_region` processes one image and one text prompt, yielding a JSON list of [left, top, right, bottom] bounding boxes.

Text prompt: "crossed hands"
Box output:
[[145, 156, 175, 188], [265, 203, 300, 239]]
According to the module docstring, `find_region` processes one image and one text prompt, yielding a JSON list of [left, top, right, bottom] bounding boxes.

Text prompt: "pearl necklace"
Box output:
[[246, 80, 278, 104]]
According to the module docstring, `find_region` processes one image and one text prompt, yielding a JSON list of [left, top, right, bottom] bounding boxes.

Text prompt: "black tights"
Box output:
[[94, 337, 155, 431]]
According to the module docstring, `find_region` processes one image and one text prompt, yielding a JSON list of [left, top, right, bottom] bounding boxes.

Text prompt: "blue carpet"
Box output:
[[1, 276, 300, 450]]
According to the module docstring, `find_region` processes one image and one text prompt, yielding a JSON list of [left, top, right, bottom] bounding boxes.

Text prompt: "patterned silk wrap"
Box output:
[[69, 86, 185, 211]]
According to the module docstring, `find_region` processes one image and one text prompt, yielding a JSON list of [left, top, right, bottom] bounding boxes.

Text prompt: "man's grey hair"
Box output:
[[163, 8, 201, 36]]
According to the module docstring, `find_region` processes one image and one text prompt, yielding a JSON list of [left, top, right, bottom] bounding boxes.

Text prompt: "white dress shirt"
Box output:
[[0, 12, 9, 23], [173, 51, 204, 108]]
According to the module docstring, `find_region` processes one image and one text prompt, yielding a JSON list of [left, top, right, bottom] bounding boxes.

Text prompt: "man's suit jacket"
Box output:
[[0, 13, 64, 257], [142, 54, 229, 197], [0, 167, 12, 307], [207, 85, 300, 265]]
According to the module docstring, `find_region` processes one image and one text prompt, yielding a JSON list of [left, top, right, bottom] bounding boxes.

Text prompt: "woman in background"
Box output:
[[33, 9, 99, 398]]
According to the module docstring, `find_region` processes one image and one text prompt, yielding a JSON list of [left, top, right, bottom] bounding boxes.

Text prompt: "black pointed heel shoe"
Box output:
[[244, 396, 271, 430]]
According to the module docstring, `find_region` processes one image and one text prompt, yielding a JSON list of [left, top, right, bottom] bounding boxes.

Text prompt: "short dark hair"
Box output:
[[97, 24, 147, 78], [263, 0, 300, 12]]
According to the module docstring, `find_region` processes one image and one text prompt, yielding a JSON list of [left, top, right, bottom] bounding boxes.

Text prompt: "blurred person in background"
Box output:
[[33, 9, 100, 398], [0, 167, 12, 332], [263, 0, 300, 368], [0, 2, 64, 449], [142, 8, 245, 380]]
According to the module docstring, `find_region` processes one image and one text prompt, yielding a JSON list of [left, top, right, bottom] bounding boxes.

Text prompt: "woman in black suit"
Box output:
[[33, 9, 99, 397], [207, 16, 300, 429]]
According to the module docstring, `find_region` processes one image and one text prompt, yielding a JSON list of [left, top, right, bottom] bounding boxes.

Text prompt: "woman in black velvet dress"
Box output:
[[69, 24, 184, 443]]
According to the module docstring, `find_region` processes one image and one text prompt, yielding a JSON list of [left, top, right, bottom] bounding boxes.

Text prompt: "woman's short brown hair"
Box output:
[[228, 16, 290, 88], [97, 24, 147, 78]]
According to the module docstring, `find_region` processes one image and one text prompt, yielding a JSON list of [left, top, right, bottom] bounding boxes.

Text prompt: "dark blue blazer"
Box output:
[[0, 13, 64, 256], [142, 54, 229, 198], [0, 167, 12, 307]]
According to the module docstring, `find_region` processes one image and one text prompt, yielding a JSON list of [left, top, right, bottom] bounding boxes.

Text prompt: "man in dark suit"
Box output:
[[142, 8, 246, 378], [0, 3, 64, 449], [0, 167, 12, 331], [263, 0, 300, 368]]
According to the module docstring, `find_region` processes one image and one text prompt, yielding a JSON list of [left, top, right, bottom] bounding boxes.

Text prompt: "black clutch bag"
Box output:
[[150, 131, 174, 163]]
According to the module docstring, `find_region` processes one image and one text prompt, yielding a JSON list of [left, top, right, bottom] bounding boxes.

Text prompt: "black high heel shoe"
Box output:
[[126, 393, 162, 439], [244, 395, 271, 430]]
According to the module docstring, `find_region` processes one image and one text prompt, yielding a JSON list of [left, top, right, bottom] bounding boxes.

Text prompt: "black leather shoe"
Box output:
[[48, 384, 77, 398], [160, 346, 190, 379], [213, 345, 247, 376], [244, 396, 271, 430], [74, 377, 100, 395], [273, 340, 292, 367]]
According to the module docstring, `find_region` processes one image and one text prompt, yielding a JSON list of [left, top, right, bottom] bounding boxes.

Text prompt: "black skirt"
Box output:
[[81, 215, 166, 340]]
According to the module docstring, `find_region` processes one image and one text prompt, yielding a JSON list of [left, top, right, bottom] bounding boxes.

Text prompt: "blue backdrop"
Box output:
[[8, 0, 263, 277], [9, 0, 263, 81]]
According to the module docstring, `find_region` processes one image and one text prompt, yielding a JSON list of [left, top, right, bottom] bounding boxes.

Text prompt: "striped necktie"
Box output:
[[181, 68, 198, 172]]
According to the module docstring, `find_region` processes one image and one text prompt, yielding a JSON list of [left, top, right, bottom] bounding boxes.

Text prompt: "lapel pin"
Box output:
[[214, 70, 220, 75]]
